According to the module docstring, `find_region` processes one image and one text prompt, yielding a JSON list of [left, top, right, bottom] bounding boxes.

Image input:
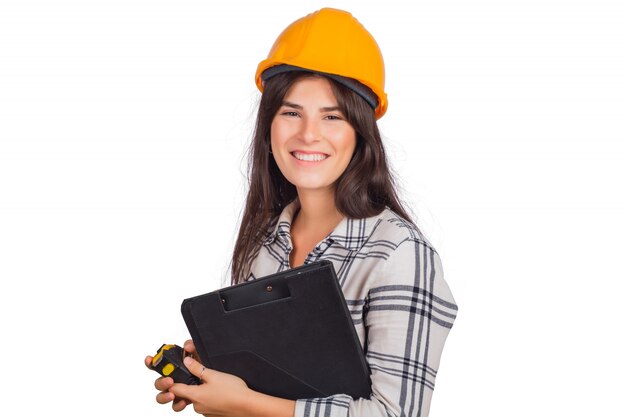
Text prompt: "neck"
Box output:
[[295, 188, 343, 230]]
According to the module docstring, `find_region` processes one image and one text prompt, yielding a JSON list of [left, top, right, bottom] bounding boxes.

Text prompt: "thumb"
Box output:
[[183, 356, 207, 381], [168, 356, 204, 401]]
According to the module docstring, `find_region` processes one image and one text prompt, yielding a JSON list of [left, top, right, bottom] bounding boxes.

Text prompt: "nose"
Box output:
[[299, 116, 321, 143]]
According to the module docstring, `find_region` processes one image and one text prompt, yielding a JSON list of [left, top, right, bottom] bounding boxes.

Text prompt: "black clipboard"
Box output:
[[180, 260, 372, 400]]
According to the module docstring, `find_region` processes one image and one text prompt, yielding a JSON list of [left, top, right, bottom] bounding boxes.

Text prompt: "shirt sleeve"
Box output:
[[294, 239, 458, 417]]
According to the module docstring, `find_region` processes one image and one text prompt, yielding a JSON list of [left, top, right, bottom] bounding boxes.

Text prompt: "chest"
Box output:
[[252, 246, 381, 350], [289, 224, 336, 268]]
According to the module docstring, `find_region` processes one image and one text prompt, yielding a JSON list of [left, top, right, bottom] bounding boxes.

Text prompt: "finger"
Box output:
[[156, 390, 175, 404], [168, 382, 196, 403], [144, 356, 154, 369], [172, 398, 190, 412], [154, 376, 174, 391], [183, 339, 196, 354]]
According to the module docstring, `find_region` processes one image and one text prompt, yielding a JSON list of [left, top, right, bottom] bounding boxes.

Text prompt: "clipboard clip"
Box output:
[[219, 276, 291, 312]]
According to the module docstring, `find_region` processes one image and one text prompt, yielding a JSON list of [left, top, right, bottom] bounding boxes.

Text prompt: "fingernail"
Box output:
[[183, 356, 192, 366]]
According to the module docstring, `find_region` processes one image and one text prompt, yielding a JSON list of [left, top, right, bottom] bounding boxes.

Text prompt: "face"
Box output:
[[270, 76, 357, 195]]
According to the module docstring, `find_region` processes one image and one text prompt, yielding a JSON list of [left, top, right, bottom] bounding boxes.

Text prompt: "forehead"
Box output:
[[283, 76, 338, 106]]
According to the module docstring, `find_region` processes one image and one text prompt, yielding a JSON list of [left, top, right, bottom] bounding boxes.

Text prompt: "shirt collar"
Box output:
[[262, 200, 382, 251], [261, 200, 299, 247]]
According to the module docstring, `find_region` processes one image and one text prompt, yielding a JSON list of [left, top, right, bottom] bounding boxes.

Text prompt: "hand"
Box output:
[[144, 340, 197, 412], [169, 355, 252, 416], [144, 357, 191, 411]]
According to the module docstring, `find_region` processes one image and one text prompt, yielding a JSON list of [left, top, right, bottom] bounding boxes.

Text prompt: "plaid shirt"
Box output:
[[248, 201, 458, 417]]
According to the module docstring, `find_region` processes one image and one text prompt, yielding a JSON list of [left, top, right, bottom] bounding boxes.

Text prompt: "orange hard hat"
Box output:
[[255, 8, 388, 119]]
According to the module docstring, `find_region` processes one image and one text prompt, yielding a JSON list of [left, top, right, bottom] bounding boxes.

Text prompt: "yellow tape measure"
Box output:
[[151, 344, 199, 385]]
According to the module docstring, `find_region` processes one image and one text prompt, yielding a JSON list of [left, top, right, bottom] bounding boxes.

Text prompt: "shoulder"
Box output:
[[367, 208, 437, 255], [336, 207, 440, 289], [365, 210, 458, 332], [363, 208, 449, 290]]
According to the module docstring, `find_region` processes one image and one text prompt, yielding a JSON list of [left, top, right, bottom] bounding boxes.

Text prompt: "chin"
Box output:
[[293, 181, 335, 193]]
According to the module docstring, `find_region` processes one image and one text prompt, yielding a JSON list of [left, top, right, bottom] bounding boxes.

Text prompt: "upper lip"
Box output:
[[290, 150, 329, 155]]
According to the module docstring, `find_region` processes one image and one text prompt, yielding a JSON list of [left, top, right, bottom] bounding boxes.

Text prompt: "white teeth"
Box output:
[[292, 152, 328, 162]]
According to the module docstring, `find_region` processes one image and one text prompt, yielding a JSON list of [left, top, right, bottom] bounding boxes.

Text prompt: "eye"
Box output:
[[325, 114, 343, 121], [281, 111, 300, 117]]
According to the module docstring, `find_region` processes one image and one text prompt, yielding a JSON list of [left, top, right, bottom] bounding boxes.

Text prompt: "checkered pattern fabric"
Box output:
[[249, 201, 458, 417]]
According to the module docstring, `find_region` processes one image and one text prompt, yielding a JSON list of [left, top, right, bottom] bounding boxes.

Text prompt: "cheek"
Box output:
[[338, 133, 357, 161], [270, 120, 290, 151]]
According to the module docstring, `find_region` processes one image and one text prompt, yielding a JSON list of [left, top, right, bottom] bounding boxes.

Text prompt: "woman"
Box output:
[[146, 8, 457, 417]]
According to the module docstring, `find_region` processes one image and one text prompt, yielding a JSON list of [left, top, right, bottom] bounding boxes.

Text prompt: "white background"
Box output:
[[1, 0, 625, 416]]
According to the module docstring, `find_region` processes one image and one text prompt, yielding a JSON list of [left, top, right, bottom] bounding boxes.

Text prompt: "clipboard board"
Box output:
[[180, 260, 372, 400]]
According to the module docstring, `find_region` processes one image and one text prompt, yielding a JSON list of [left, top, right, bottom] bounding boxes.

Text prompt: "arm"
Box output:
[[146, 341, 295, 417], [294, 240, 457, 417], [169, 356, 296, 417]]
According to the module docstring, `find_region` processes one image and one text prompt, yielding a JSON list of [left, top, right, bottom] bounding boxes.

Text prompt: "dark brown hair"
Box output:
[[231, 72, 414, 284]]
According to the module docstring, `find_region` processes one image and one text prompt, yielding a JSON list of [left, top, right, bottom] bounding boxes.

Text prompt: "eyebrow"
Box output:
[[282, 101, 341, 113]]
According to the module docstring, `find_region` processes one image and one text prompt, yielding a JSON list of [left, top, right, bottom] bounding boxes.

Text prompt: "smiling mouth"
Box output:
[[291, 152, 329, 162]]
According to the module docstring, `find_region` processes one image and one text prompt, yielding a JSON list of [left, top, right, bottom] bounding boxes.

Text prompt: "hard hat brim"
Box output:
[[261, 64, 379, 111]]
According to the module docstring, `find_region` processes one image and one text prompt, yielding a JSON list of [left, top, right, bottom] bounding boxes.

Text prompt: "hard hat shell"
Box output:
[[255, 8, 388, 119]]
